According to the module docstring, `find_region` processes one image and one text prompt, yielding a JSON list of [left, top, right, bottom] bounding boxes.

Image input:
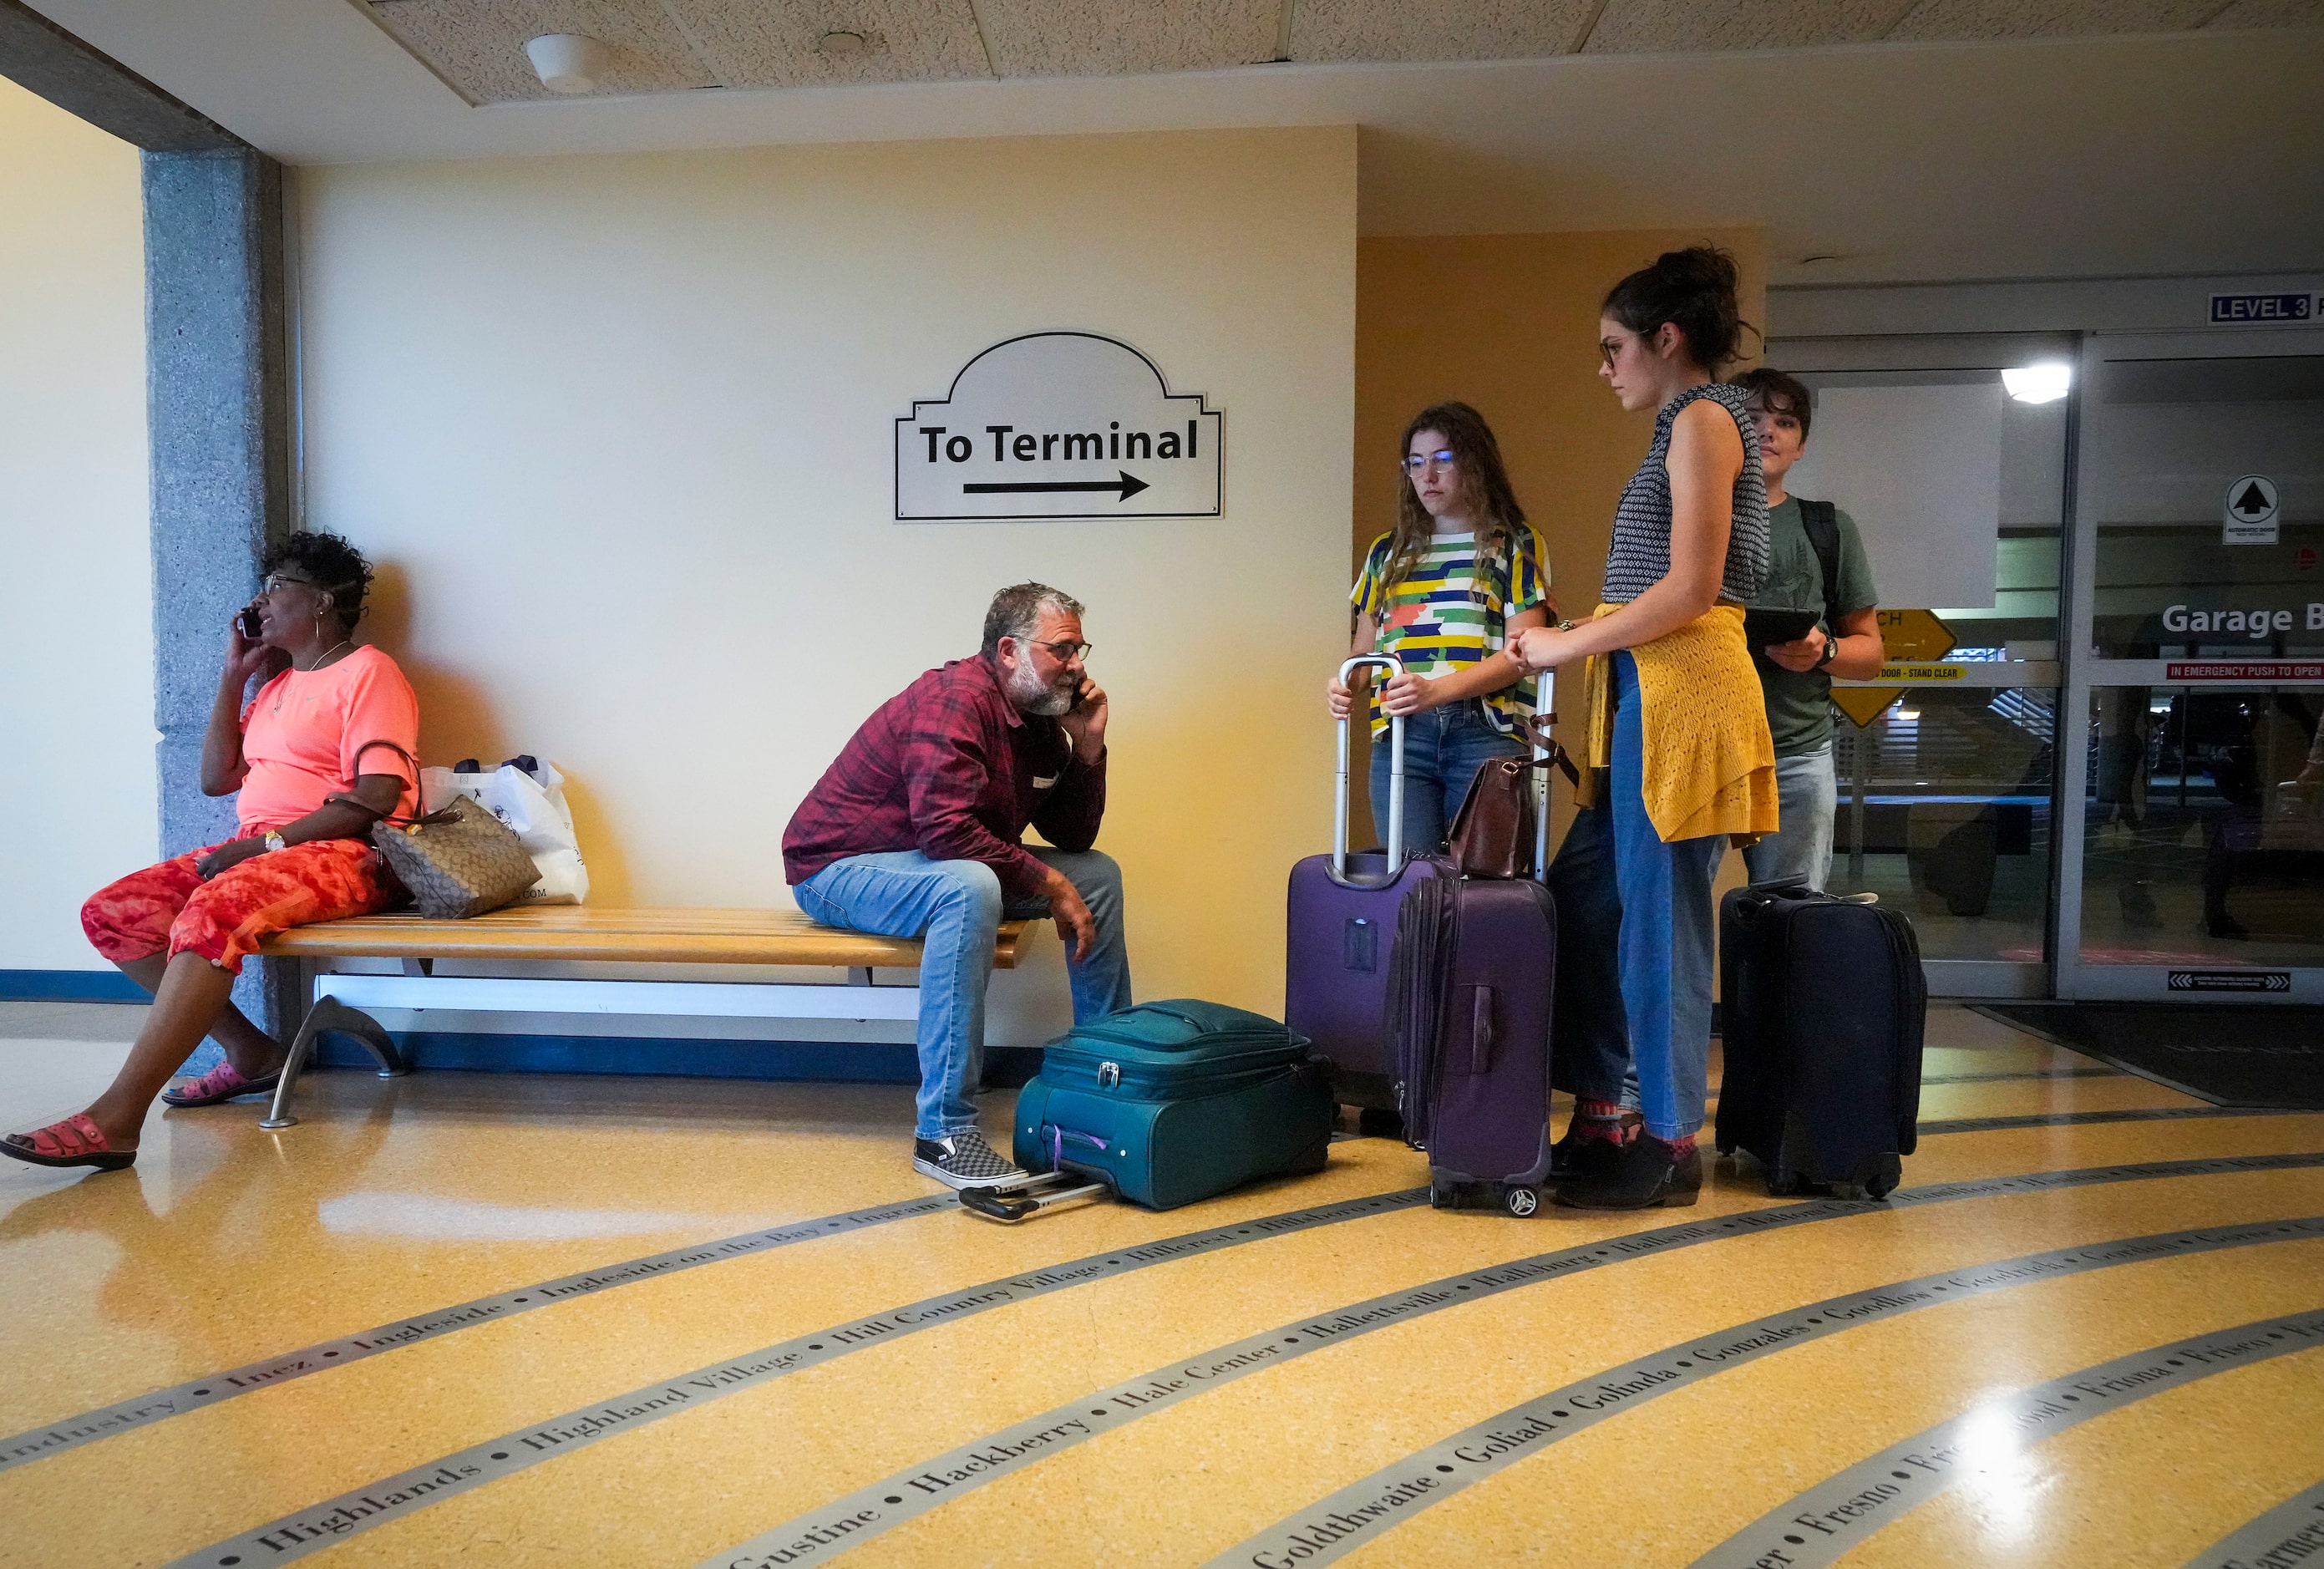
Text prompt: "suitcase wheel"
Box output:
[[1503, 1186, 1540, 1218], [1849, 1156, 1904, 1201]]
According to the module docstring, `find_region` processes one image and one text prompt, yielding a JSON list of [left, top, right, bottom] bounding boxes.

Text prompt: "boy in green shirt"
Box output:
[[1732, 368, 1885, 891]]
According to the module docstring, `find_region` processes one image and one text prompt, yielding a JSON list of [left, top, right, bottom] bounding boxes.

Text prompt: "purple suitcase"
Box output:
[[1389, 874, 1558, 1216], [1286, 655, 1439, 1110]]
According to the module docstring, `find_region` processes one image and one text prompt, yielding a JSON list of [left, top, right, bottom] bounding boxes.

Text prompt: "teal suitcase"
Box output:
[[981, 1000, 1333, 1216]]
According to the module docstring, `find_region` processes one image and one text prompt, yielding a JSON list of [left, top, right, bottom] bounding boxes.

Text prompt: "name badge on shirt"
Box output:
[[1033, 774, 1058, 790]]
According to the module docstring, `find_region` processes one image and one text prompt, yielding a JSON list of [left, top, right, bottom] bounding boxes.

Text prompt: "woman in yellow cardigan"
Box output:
[[1512, 246, 1778, 1210]]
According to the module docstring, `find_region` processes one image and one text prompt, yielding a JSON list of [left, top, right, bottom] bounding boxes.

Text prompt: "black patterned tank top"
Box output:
[[1601, 381, 1769, 605]]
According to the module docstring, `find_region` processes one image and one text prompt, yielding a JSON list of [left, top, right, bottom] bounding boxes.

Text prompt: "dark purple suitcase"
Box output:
[[1286, 850, 1444, 1109], [1390, 874, 1558, 1216], [1286, 659, 1439, 1110]]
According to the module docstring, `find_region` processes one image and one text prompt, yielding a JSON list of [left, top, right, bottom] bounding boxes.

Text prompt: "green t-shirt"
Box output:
[[1749, 496, 1878, 757]]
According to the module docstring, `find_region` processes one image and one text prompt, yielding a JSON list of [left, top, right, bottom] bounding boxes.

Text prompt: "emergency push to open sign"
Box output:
[[895, 332, 1223, 521]]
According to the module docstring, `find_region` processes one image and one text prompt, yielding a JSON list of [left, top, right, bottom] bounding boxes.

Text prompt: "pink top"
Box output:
[[236, 645, 420, 834]]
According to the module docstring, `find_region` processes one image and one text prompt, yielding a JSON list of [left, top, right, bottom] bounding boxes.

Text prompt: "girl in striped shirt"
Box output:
[[1327, 402, 1554, 856]]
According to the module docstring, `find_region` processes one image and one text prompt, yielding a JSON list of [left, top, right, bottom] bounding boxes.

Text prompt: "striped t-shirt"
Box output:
[[1350, 526, 1550, 739]]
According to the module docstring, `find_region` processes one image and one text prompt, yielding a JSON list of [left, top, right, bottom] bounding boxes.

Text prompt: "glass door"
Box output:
[[1770, 333, 2074, 997], [2060, 330, 2324, 1001]]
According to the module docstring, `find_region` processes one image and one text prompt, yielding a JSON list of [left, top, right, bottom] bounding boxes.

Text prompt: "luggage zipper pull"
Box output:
[[1096, 1061, 1122, 1089]]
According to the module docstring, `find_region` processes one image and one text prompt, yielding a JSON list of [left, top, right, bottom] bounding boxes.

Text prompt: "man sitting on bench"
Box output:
[[783, 582, 1134, 1189]]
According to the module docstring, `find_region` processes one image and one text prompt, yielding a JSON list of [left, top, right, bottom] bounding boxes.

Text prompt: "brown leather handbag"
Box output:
[[1446, 724, 1579, 880], [341, 741, 540, 918]]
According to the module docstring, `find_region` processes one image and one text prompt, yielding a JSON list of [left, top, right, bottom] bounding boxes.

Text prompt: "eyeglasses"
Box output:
[[1597, 336, 1631, 368], [1402, 449, 1456, 475], [260, 574, 320, 595], [1028, 638, 1092, 663]]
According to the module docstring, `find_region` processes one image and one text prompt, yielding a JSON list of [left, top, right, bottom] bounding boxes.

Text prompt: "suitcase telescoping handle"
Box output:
[[1531, 663, 1555, 885], [1333, 654, 1407, 887]]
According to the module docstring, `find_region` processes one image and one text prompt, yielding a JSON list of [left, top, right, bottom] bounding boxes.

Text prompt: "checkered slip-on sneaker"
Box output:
[[912, 1130, 1028, 1191]]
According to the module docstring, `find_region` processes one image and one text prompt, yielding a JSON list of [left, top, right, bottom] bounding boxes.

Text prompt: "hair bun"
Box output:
[[1602, 244, 1749, 373]]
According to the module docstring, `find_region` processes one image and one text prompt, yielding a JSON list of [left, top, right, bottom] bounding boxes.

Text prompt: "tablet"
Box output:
[[1744, 607, 1820, 652]]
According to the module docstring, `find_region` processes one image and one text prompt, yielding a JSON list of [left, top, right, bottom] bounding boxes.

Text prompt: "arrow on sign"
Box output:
[[962, 471, 1150, 502], [2233, 480, 2273, 517]]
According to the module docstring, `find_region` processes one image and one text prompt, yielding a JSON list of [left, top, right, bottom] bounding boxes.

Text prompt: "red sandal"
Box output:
[[0, 1114, 136, 1171], [161, 1061, 282, 1109]]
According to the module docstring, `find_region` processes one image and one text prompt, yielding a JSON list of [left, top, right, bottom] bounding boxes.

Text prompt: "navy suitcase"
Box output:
[[1389, 872, 1559, 1216], [1714, 884, 1926, 1199], [1286, 656, 1442, 1111]]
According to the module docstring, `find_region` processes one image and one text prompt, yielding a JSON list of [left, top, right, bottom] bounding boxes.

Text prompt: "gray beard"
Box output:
[[1007, 661, 1075, 717]]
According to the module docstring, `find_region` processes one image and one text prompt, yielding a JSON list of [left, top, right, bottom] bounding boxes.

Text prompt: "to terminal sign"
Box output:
[[895, 333, 1222, 521]]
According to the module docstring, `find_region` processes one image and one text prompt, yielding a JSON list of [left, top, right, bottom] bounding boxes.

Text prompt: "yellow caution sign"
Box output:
[[1878, 608, 1956, 663], [1832, 687, 1905, 728]]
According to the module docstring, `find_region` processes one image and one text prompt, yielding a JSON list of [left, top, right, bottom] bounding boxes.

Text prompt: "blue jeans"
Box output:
[[1368, 700, 1526, 856], [1609, 652, 1723, 1143], [794, 846, 1133, 1139], [1740, 744, 1837, 892], [1545, 795, 1629, 1104]]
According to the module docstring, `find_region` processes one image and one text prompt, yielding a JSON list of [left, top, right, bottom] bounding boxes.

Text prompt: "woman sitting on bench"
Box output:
[[3, 532, 419, 1172]]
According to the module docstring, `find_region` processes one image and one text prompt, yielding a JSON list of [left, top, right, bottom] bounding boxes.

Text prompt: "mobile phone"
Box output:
[[237, 606, 263, 640], [1067, 684, 1088, 714]]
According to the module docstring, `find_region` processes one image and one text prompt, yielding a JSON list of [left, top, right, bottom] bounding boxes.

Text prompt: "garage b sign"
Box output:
[[896, 333, 1223, 521]]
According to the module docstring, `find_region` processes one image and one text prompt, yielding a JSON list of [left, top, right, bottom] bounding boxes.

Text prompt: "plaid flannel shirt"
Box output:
[[782, 656, 1106, 898]]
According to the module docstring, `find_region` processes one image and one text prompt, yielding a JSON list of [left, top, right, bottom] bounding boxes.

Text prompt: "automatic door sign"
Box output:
[[896, 333, 1223, 521], [2224, 475, 2281, 546]]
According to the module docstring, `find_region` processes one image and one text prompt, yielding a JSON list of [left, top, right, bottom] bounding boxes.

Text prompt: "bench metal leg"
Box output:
[[260, 995, 409, 1130]]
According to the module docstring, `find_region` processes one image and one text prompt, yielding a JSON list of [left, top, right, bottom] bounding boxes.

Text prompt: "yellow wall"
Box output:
[[0, 78, 154, 970], [296, 127, 1355, 1033], [1350, 227, 1768, 848]]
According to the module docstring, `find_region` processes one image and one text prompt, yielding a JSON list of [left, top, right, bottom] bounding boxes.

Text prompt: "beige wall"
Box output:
[[0, 78, 155, 971], [297, 126, 1356, 1028], [1351, 228, 1768, 849]]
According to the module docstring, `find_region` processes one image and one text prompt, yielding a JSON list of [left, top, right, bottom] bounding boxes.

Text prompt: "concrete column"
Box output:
[[144, 147, 298, 1038]]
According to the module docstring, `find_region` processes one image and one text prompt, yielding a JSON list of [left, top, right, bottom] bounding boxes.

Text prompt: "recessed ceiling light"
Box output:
[[816, 30, 869, 56], [2002, 363, 2073, 404]]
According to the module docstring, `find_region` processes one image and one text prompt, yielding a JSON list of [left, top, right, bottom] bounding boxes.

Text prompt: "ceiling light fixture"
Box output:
[[816, 30, 869, 55], [2002, 363, 2072, 404], [525, 33, 611, 94]]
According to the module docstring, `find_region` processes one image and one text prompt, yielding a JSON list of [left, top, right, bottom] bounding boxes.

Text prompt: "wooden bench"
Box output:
[[253, 907, 1034, 1130]]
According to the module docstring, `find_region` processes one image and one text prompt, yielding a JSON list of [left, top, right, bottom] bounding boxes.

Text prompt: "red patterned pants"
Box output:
[[81, 839, 393, 976]]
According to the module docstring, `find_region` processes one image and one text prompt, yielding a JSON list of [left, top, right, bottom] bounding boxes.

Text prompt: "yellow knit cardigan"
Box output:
[[1576, 602, 1779, 844]]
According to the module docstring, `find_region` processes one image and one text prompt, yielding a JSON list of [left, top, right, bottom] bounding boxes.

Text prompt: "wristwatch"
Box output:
[[263, 830, 287, 853], [1815, 634, 1839, 669]]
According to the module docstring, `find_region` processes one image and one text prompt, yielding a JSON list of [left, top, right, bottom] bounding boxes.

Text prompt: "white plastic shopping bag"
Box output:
[[419, 756, 591, 905]]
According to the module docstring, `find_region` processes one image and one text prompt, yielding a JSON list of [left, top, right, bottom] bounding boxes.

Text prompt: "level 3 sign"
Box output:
[[896, 333, 1223, 521]]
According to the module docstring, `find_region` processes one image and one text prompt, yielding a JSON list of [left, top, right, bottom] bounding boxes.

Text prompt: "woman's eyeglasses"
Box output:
[[1598, 335, 1632, 367], [1402, 449, 1456, 475], [260, 574, 319, 596]]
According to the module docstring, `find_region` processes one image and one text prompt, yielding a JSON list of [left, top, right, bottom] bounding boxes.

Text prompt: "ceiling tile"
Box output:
[[660, 0, 991, 89], [363, 0, 713, 102], [1885, 0, 2224, 42], [1292, 0, 1597, 63], [971, 0, 1281, 76], [2205, 0, 2324, 26], [1582, 0, 1916, 54]]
